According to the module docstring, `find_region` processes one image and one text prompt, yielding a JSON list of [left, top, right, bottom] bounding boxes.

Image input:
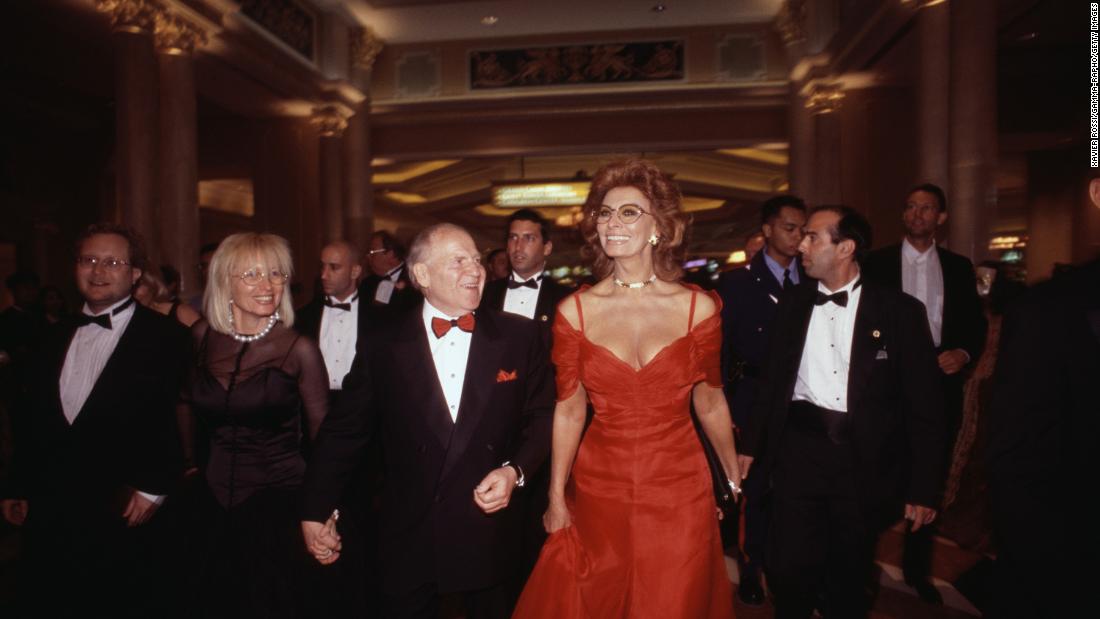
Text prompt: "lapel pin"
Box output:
[[540, 315, 548, 322], [872, 329, 881, 339]]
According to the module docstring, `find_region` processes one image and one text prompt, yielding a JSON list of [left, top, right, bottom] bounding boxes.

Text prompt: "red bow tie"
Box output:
[[431, 313, 475, 339]]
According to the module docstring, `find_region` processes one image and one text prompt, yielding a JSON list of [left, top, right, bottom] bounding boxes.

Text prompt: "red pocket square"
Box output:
[[496, 369, 518, 383]]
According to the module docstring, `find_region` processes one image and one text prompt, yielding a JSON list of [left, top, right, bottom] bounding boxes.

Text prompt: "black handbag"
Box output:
[[690, 409, 739, 517]]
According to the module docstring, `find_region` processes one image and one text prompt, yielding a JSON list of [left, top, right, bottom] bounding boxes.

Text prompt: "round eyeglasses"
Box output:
[[593, 205, 649, 225], [76, 256, 131, 271], [237, 269, 289, 286]]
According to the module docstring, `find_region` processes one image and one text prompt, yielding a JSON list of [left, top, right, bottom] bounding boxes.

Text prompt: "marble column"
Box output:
[[948, 0, 998, 261], [808, 84, 845, 205], [313, 107, 347, 244], [98, 0, 159, 259], [156, 14, 205, 298], [788, 86, 816, 201], [344, 108, 374, 251], [916, 0, 950, 189], [346, 26, 383, 251]]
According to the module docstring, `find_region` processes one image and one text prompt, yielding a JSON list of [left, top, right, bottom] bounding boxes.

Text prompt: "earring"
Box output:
[[648, 234, 660, 246], [227, 300, 235, 324]]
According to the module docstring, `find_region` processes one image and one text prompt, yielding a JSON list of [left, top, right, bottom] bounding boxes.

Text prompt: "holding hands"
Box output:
[[302, 509, 342, 565]]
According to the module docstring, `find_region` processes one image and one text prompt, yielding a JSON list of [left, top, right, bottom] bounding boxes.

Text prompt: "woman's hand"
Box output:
[[543, 496, 573, 533]]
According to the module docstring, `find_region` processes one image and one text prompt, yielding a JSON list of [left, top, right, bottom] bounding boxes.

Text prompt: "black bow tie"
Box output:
[[324, 294, 358, 311], [75, 297, 134, 330], [814, 279, 862, 307], [507, 276, 540, 290]]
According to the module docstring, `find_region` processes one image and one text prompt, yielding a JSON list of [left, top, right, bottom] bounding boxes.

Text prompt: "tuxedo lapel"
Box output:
[[484, 280, 506, 311], [72, 308, 146, 426], [439, 310, 505, 482], [391, 311, 455, 450], [847, 285, 882, 414]]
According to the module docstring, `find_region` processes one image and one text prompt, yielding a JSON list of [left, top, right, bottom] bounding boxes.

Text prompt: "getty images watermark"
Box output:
[[1092, 3, 1099, 167]]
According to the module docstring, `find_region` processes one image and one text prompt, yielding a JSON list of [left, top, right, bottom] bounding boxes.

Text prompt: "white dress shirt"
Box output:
[[61, 296, 135, 424], [502, 271, 542, 320], [901, 238, 944, 347], [793, 275, 863, 412], [374, 264, 404, 304], [422, 300, 473, 422], [59, 296, 163, 503], [319, 294, 359, 390]]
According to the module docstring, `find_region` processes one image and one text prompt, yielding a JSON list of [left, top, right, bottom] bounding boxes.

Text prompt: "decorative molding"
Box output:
[[94, 0, 159, 34], [775, 0, 807, 47], [311, 105, 348, 137], [350, 26, 384, 72], [805, 82, 844, 115], [468, 40, 684, 91], [155, 10, 209, 54], [239, 0, 316, 61]]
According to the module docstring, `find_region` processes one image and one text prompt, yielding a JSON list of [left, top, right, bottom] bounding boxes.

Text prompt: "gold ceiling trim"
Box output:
[[373, 159, 461, 184]]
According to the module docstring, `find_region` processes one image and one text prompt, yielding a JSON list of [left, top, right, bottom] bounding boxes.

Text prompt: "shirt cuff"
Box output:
[[136, 491, 166, 505]]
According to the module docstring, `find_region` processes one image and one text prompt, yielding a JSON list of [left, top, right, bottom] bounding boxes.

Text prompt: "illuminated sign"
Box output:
[[492, 182, 591, 209]]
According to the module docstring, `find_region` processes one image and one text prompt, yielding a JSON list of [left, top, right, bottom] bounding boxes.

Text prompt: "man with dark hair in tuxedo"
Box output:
[[0, 223, 187, 616], [478, 208, 570, 587], [863, 183, 987, 603], [303, 223, 553, 619], [717, 194, 807, 605], [742, 206, 945, 618]]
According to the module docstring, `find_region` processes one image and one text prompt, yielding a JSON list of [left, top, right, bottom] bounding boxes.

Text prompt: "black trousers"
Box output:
[[766, 402, 876, 619], [382, 581, 513, 619], [902, 371, 965, 583]]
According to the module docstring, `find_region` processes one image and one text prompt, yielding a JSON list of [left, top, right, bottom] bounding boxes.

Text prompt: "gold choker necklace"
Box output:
[[613, 274, 656, 289]]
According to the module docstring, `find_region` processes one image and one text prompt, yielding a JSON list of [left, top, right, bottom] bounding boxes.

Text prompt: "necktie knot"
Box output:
[[431, 313, 476, 338], [782, 269, 794, 290]]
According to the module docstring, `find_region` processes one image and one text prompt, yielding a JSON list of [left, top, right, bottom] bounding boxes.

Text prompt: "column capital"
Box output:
[[95, 0, 159, 34], [775, 0, 807, 47], [805, 82, 845, 115], [155, 10, 209, 55], [350, 26, 384, 72], [312, 106, 349, 138]]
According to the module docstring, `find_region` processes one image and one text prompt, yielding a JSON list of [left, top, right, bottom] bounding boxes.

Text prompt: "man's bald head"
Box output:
[[320, 240, 363, 301]]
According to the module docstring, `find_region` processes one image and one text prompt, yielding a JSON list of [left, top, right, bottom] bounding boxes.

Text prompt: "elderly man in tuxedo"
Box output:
[[0, 223, 187, 616], [742, 206, 945, 619], [302, 223, 554, 619]]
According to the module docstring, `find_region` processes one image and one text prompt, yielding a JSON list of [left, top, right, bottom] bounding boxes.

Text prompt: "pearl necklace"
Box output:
[[613, 274, 657, 289], [229, 311, 280, 343]]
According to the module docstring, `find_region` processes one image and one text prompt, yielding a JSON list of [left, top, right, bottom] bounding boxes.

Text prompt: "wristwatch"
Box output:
[[502, 461, 526, 488]]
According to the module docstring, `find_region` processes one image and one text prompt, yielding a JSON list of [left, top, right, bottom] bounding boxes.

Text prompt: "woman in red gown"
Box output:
[[514, 159, 743, 618]]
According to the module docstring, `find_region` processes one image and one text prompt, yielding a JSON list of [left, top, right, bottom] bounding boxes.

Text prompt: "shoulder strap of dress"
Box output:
[[573, 293, 585, 333], [687, 290, 698, 332]]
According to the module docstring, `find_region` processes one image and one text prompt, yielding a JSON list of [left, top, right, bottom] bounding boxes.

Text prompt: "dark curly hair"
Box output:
[[579, 159, 689, 282]]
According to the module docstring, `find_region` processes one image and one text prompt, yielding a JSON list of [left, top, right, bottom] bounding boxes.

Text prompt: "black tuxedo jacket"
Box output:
[[863, 243, 987, 361], [303, 304, 554, 595], [6, 304, 188, 521], [743, 280, 946, 527], [717, 251, 810, 426], [477, 276, 571, 348], [358, 264, 422, 323]]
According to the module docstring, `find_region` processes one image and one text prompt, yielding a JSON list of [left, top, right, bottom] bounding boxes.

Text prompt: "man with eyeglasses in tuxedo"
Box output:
[[0, 223, 188, 616]]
